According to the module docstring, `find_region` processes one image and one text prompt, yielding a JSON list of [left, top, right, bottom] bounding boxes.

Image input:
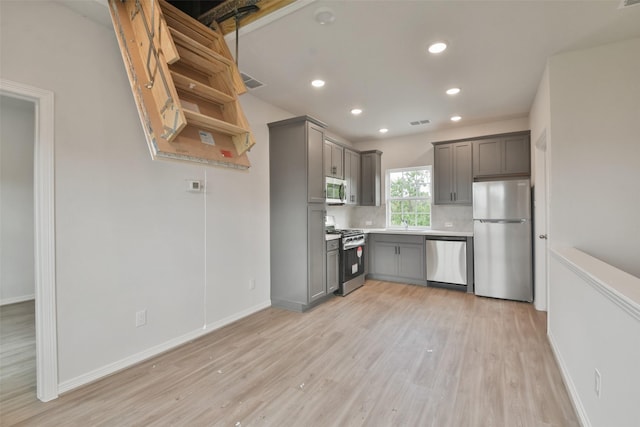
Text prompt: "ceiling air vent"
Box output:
[[240, 72, 265, 90], [619, 0, 640, 8], [410, 119, 431, 126]]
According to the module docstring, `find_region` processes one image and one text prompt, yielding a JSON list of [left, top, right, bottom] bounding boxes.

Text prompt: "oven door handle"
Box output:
[[343, 240, 365, 250]]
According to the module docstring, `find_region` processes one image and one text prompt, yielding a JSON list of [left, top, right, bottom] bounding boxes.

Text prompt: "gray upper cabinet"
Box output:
[[344, 148, 360, 205], [473, 132, 530, 177], [433, 141, 472, 205], [308, 124, 326, 203], [361, 150, 383, 206], [324, 139, 344, 179], [268, 116, 329, 312]]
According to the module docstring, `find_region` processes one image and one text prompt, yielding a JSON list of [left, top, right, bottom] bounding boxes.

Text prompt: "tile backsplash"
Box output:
[[327, 203, 473, 231], [351, 205, 387, 228], [431, 205, 473, 231], [325, 206, 353, 229], [326, 205, 387, 229]]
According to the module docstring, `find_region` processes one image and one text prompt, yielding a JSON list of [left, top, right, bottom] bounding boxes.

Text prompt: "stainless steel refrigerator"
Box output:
[[473, 179, 532, 302]]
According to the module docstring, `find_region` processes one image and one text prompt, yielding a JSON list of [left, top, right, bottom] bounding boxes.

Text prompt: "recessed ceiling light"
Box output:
[[311, 79, 325, 88], [446, 87, 461, 95], [351, 108, 363, 115], [428, 42, 447, 54], [379, 128, 389, 134], [450, 115, 462, 122], [314, 7, 336, 25]]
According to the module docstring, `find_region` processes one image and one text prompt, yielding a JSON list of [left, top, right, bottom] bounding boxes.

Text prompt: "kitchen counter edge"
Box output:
[[360, 228, 473, 237]]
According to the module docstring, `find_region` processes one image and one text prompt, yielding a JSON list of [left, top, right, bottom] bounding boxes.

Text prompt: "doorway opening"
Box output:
[[0, 79, 58, 402]]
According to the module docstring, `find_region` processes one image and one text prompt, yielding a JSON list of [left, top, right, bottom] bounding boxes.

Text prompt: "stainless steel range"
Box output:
[[327, 228, 366, 296]]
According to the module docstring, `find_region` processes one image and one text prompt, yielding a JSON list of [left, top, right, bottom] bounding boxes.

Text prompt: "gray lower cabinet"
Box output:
[[309, 205, 328, 302], [368, 234, 426, 285], [344, 148, 360, 205], [268, 116, 330, 311], [326, 239, 339, 294], [473, 131, 531, 177], [361, 150, 383, 206]]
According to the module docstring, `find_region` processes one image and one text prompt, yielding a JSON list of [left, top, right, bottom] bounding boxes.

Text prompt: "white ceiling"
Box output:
[[232, 0, 640, 142]]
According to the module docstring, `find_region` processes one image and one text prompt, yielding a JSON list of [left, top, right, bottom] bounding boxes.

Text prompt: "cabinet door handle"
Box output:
[[450, 192, 453, 201], [453, 192, 457, 201]]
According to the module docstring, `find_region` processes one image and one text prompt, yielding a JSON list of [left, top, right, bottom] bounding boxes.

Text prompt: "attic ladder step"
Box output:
[[170, 71, 235, 105], [107, 0, 255, 169], [159, 0, 246, 95]]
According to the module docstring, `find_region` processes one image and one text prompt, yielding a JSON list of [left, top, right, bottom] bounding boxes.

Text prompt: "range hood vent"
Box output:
[[240, 72, 265, 90]]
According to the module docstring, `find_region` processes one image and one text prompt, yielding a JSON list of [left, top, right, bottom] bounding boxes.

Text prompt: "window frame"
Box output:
[[385, 165, 433, 229]]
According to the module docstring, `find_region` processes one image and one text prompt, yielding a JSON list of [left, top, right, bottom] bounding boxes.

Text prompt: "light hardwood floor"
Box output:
[[1, 281, 579, 426], [0, 299, 37, 424]]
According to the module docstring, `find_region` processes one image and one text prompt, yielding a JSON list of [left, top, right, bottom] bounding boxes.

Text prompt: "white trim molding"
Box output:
[[547, 332, 591, 427], [59, 300, 271, 394], [1, 79, 58, 402], [550, 247, 640, 321], [0, 294, 35, 306]]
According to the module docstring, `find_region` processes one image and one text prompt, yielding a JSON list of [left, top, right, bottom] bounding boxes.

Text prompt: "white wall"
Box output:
[[0, 95, 35, 304], [549, 250, 640, 427], [548, 37, 640, 278], [0, 1, 291, 387], [352, 117, 530, 230], [546, 37, 640, 426]]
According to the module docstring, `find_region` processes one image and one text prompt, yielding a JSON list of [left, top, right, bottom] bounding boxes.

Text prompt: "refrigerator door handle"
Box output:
[[477, 219, 528, 224]]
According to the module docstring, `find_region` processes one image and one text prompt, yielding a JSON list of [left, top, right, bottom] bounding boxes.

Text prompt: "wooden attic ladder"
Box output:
[[108, 0, 255, 169]]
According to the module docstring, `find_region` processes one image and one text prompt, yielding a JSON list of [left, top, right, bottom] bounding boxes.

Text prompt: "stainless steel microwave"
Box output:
[[326, 177, 347, 205]]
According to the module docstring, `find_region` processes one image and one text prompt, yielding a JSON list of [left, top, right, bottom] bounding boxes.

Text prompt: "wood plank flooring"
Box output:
[[1, 281, 579, 426], [0, 299, 36, 424]]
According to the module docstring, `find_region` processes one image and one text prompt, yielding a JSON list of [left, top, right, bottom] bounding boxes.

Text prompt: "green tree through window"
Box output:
[[386, 166, 432, 228]]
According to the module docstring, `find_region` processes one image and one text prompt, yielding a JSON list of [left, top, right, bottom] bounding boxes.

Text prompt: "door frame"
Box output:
[[1, 79, 58, 401], [534, 130, 549, 312]]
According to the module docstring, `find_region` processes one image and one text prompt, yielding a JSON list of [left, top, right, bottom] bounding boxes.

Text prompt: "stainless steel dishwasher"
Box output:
[[425, 236, 468, 286]]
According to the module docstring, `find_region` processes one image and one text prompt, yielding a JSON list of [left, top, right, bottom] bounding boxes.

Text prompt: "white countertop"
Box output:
[[325, 229, 473, 239], [360, 228, 473, 237]]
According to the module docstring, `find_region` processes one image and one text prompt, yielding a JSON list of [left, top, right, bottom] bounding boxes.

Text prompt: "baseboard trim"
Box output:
[[0, 294, 35, 306], [547, 331, 590, 427], [58, 300, 271, 394]]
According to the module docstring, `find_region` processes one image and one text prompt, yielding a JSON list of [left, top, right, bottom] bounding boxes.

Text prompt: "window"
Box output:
[[386, 166, 432, 228]]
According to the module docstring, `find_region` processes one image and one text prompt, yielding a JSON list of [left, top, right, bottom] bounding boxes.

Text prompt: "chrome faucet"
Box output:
[[401, 219, 408, 230]]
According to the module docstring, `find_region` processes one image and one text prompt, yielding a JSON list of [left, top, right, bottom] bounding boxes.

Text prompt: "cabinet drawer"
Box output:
[[326, 239, 340, 251]]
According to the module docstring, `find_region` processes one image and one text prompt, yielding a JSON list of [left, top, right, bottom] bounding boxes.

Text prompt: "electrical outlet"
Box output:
[[594, 369, 601, 397], [365, 220, 373, 226], [135, 310, 147, 327], [444, 222, 453, 228], [249, 279, 256, 290]]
